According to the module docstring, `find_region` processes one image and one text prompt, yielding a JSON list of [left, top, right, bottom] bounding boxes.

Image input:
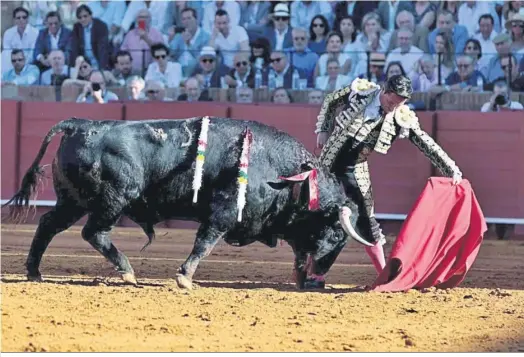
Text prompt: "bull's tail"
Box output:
[[2, 118, 82, 224]]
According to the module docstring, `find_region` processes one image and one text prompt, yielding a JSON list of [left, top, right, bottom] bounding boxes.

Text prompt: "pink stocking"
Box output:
[[365, 243, 386, 274]]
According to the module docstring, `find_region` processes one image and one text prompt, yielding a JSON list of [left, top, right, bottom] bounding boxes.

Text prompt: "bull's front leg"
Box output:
[[176, 225, 226, 290]]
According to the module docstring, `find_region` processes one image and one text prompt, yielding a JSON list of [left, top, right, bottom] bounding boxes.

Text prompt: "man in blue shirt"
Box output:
[[428, 9, 468, 55], [445, 54, 486, 90], [284, 27, 318, 87], [2, 49, 39, 86]]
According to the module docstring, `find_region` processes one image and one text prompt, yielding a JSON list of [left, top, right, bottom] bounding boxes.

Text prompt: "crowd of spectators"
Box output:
[[2, 0, 524, 106]]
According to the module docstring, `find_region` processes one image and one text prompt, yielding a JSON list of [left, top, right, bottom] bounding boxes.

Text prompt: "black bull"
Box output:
[[2, 116, 372, 289]]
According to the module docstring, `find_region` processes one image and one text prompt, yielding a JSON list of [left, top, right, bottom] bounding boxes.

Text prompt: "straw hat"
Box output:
[[505, 12, 524, 32]]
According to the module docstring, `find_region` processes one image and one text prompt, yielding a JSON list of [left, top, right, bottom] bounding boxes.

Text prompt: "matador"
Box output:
[[306, 74, 463, 289]]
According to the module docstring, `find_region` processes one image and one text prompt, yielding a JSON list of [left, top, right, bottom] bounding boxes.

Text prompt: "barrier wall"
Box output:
[[1, 100, 522, 235]]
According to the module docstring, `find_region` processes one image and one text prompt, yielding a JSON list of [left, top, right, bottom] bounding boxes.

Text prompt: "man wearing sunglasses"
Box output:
[[263, 3, 293, 51], [265, 50, 306, 89], [224, 52, 255, 88], [2, 49, 39, 86], [144, 43, 183, 89], [191, 46, 229, 89], [1, 7, 38, 75], [33, 11, 72, 73]]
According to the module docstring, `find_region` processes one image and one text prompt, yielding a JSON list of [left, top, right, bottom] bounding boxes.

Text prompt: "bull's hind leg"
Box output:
[[176, 225, 226, 290], [81, 214, 137, 285], [26, 202, 86, 281]]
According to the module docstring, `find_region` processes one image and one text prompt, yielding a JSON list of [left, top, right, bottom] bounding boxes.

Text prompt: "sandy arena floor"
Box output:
[[2, 224, 524, 352]]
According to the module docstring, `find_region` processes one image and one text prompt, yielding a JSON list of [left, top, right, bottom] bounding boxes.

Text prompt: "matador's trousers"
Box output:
[[337, 161, 384, 245]]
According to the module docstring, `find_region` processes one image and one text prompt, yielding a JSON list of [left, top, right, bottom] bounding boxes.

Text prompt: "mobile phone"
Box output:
[[138, 19, 146, 30]]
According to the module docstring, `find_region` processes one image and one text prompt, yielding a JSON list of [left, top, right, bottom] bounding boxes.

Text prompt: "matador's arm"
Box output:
[[408, 122, 463, 179], [314, 78, 380, 134]]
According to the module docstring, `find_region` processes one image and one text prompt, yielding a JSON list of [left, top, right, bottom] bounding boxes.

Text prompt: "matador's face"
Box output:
[[379, 90, 407, 114]]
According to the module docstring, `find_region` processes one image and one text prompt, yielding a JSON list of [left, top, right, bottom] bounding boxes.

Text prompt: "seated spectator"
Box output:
[[224, 52, 255, 88], [385, 28, 424, 74], [413, 0, 438, 30], [338, 15, 362, 80], [1, 7, 39, 75], [209, 9, 250, 69], [506, 13, 524, 55], [446, 54, 485, 89], [69, 5, 110, 70], [250, 37, 272, 70], [334, 1, 378, 31], [235, 86, 254, 103], [263, 3, 293, 52], [385, 61, 406, 79], [315, 58, 351, 91], [409, 54, 439, 92], [265, 50, 306, 89], [284, 27, 319, 87], [145, 43, 183, 88], [120, 8, 165, 75], [428, 9, 468, 55], [480, 79, 524, 112], [472, 14, 498, 69], [376, 0, 415, 32], [358, 52, 387, 86], [356, 12, 392, 54], [125, 75, 146, 100], [464, 39, 488, 78], [239, 0, 271, 37], [65, 56, 117, 87], [434, 32, 455, 80], [178, 77, 212, 102], [33, 11, 72, 72], [169, 7, 210, 79], [271, 87, 293, 104], [491, 55, 524, 92], [143, 80, 174, 101], [291, 0, 332, 31], [387, 10, 430, 53], [120, 0, 172, 41], [485, 33, 513, 83], [76, 70, 119, 103], [458, 1, 499, 37], [191, 46, 229, 89], [40, 50, 69, 86], [307, 89, 324, 105], [308, 14, 329, 55], [314, 32, 351, 79], [2, 49, 39, 86], [113, 51, 139, 86], [202, 0, 241, 35]]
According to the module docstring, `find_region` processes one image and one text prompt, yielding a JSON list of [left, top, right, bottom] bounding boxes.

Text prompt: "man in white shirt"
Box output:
[[40, 50, 70, 86], [472, 14, 498, 68], [385, 28, 423, 74], [1, 7, 39, 75], [145, 43, 183, 88], [202, 0, 241, 35], [208, 9, 250, 69], [458, 1, 500, 37], [480, 80, 523, 112]]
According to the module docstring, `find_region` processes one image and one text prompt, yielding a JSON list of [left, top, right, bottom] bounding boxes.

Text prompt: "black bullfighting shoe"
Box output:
[[304, 276, 326, 289]]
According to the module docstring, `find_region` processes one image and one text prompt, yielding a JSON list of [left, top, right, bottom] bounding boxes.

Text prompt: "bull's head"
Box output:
[[279, 161, 373, 248]]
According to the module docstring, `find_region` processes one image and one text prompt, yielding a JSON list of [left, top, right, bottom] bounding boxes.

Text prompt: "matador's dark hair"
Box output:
[[384, 74, 413, 99]]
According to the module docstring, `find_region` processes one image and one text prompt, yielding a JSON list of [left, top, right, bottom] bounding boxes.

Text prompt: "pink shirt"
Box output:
[[120, 28, 165, 73]]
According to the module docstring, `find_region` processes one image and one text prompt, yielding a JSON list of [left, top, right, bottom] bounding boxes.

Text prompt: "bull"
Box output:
[[3, 116, 371, 289]]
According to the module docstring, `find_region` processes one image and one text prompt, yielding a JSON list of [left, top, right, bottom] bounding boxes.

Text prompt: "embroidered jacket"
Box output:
[[315, 78, 462, 179]]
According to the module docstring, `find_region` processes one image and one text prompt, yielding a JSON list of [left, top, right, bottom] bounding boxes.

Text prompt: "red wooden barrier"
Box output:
[[436, 111, 524, 220], [229, 103, 320, 152], [369, 112, 435, 214], [1, 100, 19, 199], [18, 102, 123, 201], [124, 101, 229, 120]]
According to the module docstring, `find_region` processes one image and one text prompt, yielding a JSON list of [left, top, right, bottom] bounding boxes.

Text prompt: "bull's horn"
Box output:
[[339, 207, 374, 247]]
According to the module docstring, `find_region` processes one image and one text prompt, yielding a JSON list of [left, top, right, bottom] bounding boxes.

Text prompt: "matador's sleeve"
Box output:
[[314, 78, 380, 134], [408, 122, 462, 178]]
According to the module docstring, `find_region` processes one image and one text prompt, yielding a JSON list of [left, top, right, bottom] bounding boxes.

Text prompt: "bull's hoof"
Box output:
[[175, 274, 193, 290], [27, 274, 43, 282], [304, 278, 325, 289], [121, 273, 138, 286]]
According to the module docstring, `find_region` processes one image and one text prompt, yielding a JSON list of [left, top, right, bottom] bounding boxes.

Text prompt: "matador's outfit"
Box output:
[[315, 78, 463, 246]]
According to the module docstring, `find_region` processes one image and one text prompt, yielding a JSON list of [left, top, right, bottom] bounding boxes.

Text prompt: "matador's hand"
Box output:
[[452, 172, 462, 185]]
